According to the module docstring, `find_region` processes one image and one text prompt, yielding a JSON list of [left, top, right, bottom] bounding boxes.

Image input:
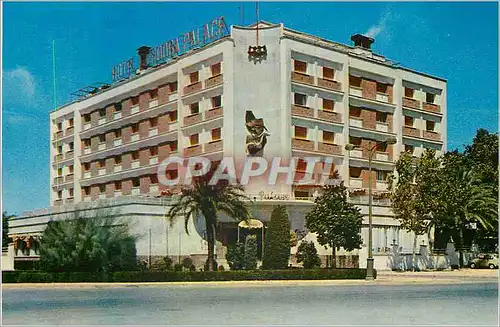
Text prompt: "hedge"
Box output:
[[2, 268, 376, 283]]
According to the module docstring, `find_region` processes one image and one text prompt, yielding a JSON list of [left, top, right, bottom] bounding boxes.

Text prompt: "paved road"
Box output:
[[3, 282, 498, 325]]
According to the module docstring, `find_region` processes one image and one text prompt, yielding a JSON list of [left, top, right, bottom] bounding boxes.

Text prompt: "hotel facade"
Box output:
[[8, 20, 447, 270]]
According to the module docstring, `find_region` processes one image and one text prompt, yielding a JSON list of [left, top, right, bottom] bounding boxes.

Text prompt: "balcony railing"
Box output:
[[98, 168, 106, 176], [65, 151, 74, 160], [205, 74, 223, 89], [184, 144, 203, 157], [83, 171, 91, 179], [98, 117, 106, 125], [291, 71, 314, 85], [53, 131, 63, 140], [114, 138, 122, 147], [403, 126, 421, 138], [55, 154, 63, 162], [65, 174, 74, 183], [183, 81, 202, 96], [130, 133, 139, 142], [149, 99, 159, 108], [422, 102, 441, 113], [350, 178, 363, 188], [114, 190, 122, 197], [317, 78, 342, 92], [375, 152, 389, 161], [205, 140, 223, 153], [114, 165, 122, 173], [205, 107, 223, 120], [131, 160, 140, 169], [99, 194, 106, 200], [291, 104, 314, 118], [349, 117, 363, 128], [130, 105, 140, 115], [422, 130, 441, 141], [317, 142, 341, 155], [53, 176, 64, 184], [291, 138, 314, 151], [375, 122, 389, 132], [349, 149, 363, 158], [98, 143, 106, 151], [150, 156, 159, 165], [349, 86, 363, 97], [83, 147, 91, 155], [65, 127, 74, 136], [376, 92, 389, 103], [317, 110, 342, 123], [402, 97, 420, 109], [376, 181, 389, 191], [150, 184, 159, 194], [83, 122, 91, 130], [114, 111, 122, 120], [131, 187, 140, 196], [149, 128, 159, 137], [184, 112, 202, 126]]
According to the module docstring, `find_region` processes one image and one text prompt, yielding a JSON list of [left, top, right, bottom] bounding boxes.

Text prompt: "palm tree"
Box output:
[[166, 176, 251, 271]]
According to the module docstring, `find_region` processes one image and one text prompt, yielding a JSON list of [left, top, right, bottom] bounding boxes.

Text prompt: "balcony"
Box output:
[[98, 168, 106, 176], [65, 198, 74, 205], [184, 144, 202, 157], [53, 176, 64, 184], [291, 71, 314, 85], [65, 174, 74, 183], [205, 140, 223, 153], [376, 181, 389, 191], [53, 131, 63, 140], [130, 133, 139, 142], [422, 102, 440, 113], [403, 126, 421, 138], [350, 178, 363, 188], [149, 128, 159, 137], [130, 105, 140, 115], [131, 187, 140, 196], [98, 117, 106, 125], [131, 160, 140, 169], [292, 138, 314, 151], [83, 122, 91, 130], [376, 93, 389, 103], [149, 99, 159, 109], [99, 194, 106, 200], [98, 143, 106, 151], [83, 147, 91, 155], [375, 152, 390, 161], [423, 130, 441, 141], [114, 190, 122, 197], [317, 78, 342, 92], [205, 107, 223, 121], [83, 171, 91, 179], [402, 97, 420, 110], [349, 86, 363, 97], [55, 154, 63, 162], [150, 156, 159, 165], [375, 122, 389, 133], [150, 184, 159, 194], [114, 138, 123, 147], [291, 104, 314, 118], [318, 142, 341, 155], [114, 165, 122, 173], [317, 110, 342, 123], [349, 117, 363, 128], [205, 74, 223, 89], [65, 151, 74, 160], [65, 127, 74, 136], [114, 111, 122, 120], [183, 81, 202, 96], [54, 199, 63, 206], [349, 149, 363, 158], [83, 196, 91, 202], [184, 113, 202, 126]]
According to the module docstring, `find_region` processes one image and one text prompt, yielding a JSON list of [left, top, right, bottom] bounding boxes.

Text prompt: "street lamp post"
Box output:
[[345, 137, 397, 280]]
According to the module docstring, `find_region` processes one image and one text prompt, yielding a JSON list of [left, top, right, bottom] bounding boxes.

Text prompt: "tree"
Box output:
[[390, 150, 442, 271], [244, 235, 258, 270], [2, 212, 15, 248], [166, 176, 250, 271], [226, 242, 245, 270], [305, 181, 363, 268], [296, 241, 321, 269], [263, 206, 291, 269], [464, 129, 498, 192], [39, 209, 138, 273]]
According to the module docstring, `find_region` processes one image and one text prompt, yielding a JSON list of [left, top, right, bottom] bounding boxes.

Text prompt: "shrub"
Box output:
[[182, 257, 194, 270], [244, 235, 258, 270], [226, 242, 245, 270], [173, 263, 183, 272], [263, 206, 291, 270], [189, 265, 196, 272], [296, 241, 322, 269], [150, 256, 174, 272]]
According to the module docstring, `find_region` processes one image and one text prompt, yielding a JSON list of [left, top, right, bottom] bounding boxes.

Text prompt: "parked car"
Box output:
[[468, 254, 499, 269]]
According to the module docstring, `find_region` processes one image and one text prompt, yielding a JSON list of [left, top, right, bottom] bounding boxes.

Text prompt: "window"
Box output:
[[323, 67, 334, 80], [151, 175, 159, 185], [426, 93, 435, 104], [322, 99, 334, 111], [132, 178, 140, 188], [170, 140, 178, 151], [57, 190, 62, 199], [98, 160, 105, 168], [131, 96, 139, 106], [68, 118, 74, 127], [349, 75, 362, 87], [149, 117, 158, 128], [294, 93, 307, 106], [115, 129, 122, 138], [189, 134, 199, 146], [150, 146, 158, 156], [114, 156, 122, 165], [376, 83, 388, 94], [405, 87, 414, 98], [211, 62, 221, 76], [404, 116, 414, 127], [349, 106, 362, 117], [189, 71, 199, 84], [83, 139, 91, 148], [131, 123, 139, 134], [57, 122, 62, 131], [68, 188, 74, 198], [349, 167, 362, 178], [323, 131, 335, 144], [99, 109, 106, 117], [294, 126, 307, 139], [83, 187, 90, 196], [211, 128, 221, 141], [150, 88, 158, 99], [378, 142, 388, 152], [83, 163, 90, 171], [350, 137, 362, 146], [131, 151, 139, 160], [296, 159, 308, 172], [169, 110, 178, 122], [68, 142, 74, 151], [99, 185, 105, 193], [376, 170, 388, 181], [426, 120, 435, 132], [115, 181, 122, 190], [169, 81, 178, 93], [405, 144, 415, 153], [99, 135, 105, 143], [57, 168, 63, 176], [189, 102, 200, 115], [83, 114, 91, 123], [57, 145, 63, 154], [115, 102, 122, 111], [68, 165, 74, 174], [211, 95, 222, 108], [376, 112, 388, 123], [294, 60, 307, 73]]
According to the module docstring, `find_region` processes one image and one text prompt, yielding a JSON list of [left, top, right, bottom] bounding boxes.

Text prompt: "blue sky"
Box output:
[[2, 2, 498, 215]]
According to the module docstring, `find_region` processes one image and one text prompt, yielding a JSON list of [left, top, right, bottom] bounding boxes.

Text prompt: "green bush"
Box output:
[[2, 268, 376, 283], [296, 241, 322, 269], [244, 235, 258, 270], [263, 206, 291, 270], [150, 256, 173, 272], [182, 257, 194, 270], [173, 263, 183, 272], [226, 242, 245, 270]]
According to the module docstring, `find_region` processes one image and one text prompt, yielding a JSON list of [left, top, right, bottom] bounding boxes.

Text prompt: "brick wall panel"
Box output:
[[90, 136, 99, 152], [388, 144, 394, 161], [361, 79, 377, 100], [105, 131, 114, 148], [105, 158, 115, 174], [158, 143, 171, 161], [90, 111, 100, 128], [387, 85, 394, 104], [362, 109, 377, 130], [122, 126, 132, 143], [140, 176, 151, 194], [158, 114, 170, 134], [361, 169, 376, 189], [387, 113, 393, 132], [90, 162, 98, 177], [139, 148, 150, 166], [122, 153, 132, 170], [122, 99, 131, 116], [139, 91, 150, 112], [139, 120, 149, 139], [105, 182, 115, 198], [105, 104, 115, 121], [90, 185, 100, 200], [158, 84, 169, 105], [122, 180, 133, 195]]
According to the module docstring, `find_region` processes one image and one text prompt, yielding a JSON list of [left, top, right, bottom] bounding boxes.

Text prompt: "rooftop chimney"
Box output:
[[137, 46, 151, 71], [350, 34, 374, 51]]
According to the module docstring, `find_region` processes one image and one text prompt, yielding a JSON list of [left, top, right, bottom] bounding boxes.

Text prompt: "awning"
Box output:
[[238, 219, 263, 229]]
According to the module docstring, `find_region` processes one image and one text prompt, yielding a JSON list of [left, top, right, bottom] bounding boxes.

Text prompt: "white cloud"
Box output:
[[3, 66, 36, 104], [365, 12, 391, 38]]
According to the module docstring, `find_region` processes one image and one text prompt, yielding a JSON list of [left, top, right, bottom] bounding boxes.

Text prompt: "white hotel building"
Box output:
[[8, 21, 446, 270]]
